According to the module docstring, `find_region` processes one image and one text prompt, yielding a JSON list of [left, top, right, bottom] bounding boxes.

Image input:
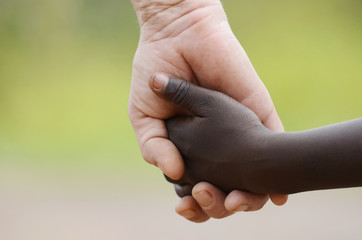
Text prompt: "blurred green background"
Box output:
[[0, 0, 362, 239], [0, 0, 361, 177]]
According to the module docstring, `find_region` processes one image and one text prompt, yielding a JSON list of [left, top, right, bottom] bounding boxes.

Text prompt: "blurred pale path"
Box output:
[[0, 0, 361, 238], [1, 166, 362, 240]]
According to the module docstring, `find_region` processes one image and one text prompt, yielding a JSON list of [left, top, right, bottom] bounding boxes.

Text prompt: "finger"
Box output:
[[192, 182, 233, 219], [174, 184, 193, 198], [175, 196, 210, 223], [262, 108, 284, 132], [224, 190, 269, 212], [129, 111, 184, 180], [164, 173, 194, 198], [269, 194, 288, 206], [143, 137, 184, 180], [149, 73, 221, 116]]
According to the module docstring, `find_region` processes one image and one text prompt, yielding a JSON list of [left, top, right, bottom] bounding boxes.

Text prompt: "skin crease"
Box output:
[[130, 0, 287, 222], [155, 77, 362, 195]]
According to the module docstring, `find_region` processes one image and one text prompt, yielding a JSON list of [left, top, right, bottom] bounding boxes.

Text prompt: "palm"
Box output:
[[130, 10, 278, 125]]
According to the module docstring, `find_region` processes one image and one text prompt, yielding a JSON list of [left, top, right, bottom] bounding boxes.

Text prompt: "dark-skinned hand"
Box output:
[[151, 76, 362, 197]]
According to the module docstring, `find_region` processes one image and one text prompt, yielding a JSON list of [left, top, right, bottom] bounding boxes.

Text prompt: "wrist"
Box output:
[[132, 0, 187, 25], [240, 128, 286, 194], [132, 0, 224, 42]]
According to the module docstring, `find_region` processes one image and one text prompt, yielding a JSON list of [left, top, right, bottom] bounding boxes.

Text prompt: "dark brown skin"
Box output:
[[151, 77, 362, 197]]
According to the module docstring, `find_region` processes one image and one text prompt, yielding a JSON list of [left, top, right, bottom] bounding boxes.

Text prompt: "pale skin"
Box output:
[[129, 0, 288, 222]]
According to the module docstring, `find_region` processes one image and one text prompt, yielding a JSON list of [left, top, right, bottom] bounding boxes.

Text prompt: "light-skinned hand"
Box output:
[[129, 0, 287, 222]]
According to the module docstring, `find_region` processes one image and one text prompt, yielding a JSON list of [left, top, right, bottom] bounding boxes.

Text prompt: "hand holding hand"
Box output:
[[130, 0, 287, 222], [153, 77, 362, 196], [152, 76, 268, 195]]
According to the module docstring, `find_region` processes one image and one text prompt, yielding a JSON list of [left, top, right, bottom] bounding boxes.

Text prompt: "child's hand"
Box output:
[[152, 76, 362, 197], [151, 76, 269, 196]]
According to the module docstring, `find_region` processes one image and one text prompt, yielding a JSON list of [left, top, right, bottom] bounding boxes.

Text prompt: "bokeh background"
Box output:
[[0, 0, 361, 239]]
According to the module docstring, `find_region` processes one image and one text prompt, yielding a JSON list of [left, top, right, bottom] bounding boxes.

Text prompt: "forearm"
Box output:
[[250, 118, 362, 194]]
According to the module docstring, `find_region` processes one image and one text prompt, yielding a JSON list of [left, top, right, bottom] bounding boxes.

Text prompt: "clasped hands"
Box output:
[[154, 76, 362, 197], [129, 0, 287, 222]]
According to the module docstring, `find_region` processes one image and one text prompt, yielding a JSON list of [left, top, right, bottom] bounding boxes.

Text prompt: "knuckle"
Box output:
[[127, 102, 136, 121], [141, 151, 154, 165], [171, 80, 191, 106], [140, 141, 157, 166]]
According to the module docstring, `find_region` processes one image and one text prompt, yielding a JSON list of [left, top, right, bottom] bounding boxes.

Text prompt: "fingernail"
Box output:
[[179, 209, 196, 219], [235, 204, 249, 212], [152, 74, 169, 91], [194, 191, 213, 207]]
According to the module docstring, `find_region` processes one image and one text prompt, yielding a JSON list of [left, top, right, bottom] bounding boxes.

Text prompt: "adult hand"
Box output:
[[129, 0, 287, 222]]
